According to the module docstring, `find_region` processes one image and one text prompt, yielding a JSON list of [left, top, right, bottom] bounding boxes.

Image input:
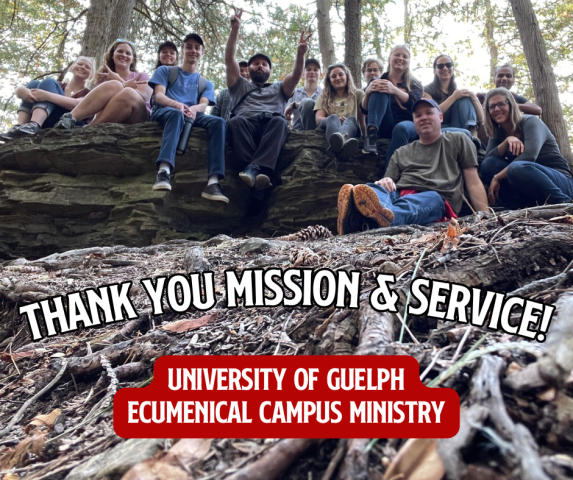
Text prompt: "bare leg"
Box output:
[[70, 81, 124, 121], [30, 108, 48, 126], [17, 111, 31, 125], [88, 88, 149, 125]]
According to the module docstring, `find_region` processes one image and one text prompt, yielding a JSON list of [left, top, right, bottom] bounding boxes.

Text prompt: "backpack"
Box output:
[[151, 66, 212, 109]]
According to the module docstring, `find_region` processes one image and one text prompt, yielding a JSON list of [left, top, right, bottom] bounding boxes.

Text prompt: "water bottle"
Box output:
[[176, 117, 194, 155]]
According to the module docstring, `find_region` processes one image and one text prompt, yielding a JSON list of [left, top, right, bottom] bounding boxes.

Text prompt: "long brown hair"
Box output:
[[320, 63, 358, 116], [98, 40, 138, 77], [484, 88, 523, 138], [385, 44, 421, 92]]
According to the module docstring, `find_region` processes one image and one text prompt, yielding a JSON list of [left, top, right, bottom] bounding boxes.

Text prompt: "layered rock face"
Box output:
[[0, 123, 387, 259]]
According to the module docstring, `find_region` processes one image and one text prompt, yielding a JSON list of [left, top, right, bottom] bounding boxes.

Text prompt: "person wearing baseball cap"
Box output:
[[285, 58, 323, 131], [224, 6, 311, 190], [149, 32, 229, 203], [336, 96, 488, 234], [155, 41, 179, 69]]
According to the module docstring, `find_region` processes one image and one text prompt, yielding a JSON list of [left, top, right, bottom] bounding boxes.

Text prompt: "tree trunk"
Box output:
[[107, 0, 136, 45], [316, 0, 336, 68], [483, 0, 498, 84], [403, 0, 412, 44], [509, 0, 573, 165], [371, 9, 384, 63], [344, 0, 362, 86], [80, 0, 113, 68]]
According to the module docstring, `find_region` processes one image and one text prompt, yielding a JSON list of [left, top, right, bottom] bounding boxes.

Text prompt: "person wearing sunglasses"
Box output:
[[361, 45, 423, 173], [480, 88, 573, 208], [314, 63, 365, 156], [423, 55, 483, 140], [1, 56, 94, 140], [54, 39, 152, 128]]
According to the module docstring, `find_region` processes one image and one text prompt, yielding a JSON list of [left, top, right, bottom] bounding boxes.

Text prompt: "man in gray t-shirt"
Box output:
[[225, 7, 311, 190], [337, 98, 489, 235]]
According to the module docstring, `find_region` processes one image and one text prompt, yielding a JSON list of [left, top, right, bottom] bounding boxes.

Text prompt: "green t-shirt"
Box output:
[[314, 89, 364, 119], [386, 131, 478, 212]]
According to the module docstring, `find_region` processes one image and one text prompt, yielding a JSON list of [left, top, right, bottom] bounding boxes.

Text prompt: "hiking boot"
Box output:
[[362, 128, 378, 154], [14, 122, 41, 136], [54, 112, 77, 130], [341, 137, 359, 158], [201, 183, 229, 203], [337, 184, 367, 235], [0, 124, 22, 141], [353, 184, 394, 228], [152, 169, 171, 191], [239, 164, 260, 188], [328, 132, 345, 154]]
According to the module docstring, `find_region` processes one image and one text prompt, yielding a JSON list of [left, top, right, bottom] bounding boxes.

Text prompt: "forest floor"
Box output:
[[0, 203, 572, 480]]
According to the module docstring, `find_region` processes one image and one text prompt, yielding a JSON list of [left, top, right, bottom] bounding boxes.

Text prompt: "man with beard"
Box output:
[[337, 98, 488, 234], [225, 7, 311, 190]]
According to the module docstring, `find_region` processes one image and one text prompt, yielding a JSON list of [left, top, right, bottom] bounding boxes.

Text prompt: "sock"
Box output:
[[159, 162, 171, 174], [207, 175, 219, 186]]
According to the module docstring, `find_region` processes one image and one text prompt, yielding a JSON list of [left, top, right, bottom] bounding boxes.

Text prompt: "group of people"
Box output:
[[1, 7, 572, 234]]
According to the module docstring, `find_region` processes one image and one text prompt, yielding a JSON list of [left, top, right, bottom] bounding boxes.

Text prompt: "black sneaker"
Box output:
[[239, 164, 260, 188], [341, 137, 359, 158], [152, 169, 171, 191], [254, 172, 273, 190], [201, 183, 229, 203], [0, 124, 22, 141], [362, 128, 378, 154], [328, 132, 345, 154], [14, 122, 41, 136], [54, 112, 77, 130]]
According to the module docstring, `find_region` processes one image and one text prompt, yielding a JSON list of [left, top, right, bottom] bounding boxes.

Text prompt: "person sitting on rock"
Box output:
[[225, 7, 310, 190], [284, 58, 323, 131], [314, 63, 365, 157], [211, 61, 250, 122], [423, 54, 484, 138], [362, 58, 384, 88], [361, 45, 424, 174], [1, 56, 94, 140], [148, 33, 227, 203], [155, 41, 179, 68], [480, 88, 572, 209], [337, 98, 488, 235], [54, 39, 152, 128]]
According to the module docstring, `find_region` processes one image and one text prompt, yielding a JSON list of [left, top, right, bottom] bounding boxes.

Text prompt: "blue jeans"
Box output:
[[297, 98, 317, 131], [480, 157, 573, 208], [444, 97, 477, 130], [152, 107, 226, 179], [18, 79, 70, 128], [367, 183, 446, 226], [319, 114, 360, 140]]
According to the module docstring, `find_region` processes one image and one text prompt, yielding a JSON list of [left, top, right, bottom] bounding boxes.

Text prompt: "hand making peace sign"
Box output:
[[231, 6, 243, 28], [297, 29, 312, 56]]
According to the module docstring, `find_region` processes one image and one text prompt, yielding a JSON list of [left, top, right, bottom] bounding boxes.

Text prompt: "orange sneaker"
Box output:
[[337, 184, 355, 235], [352, 184, 394, 228]]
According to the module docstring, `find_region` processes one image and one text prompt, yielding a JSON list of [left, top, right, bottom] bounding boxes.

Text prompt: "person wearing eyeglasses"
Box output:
[[361, 45, 423, 172], [54, 39, 152, 128], [423, 55, 483, 139], [314, 63, 365, 156], [155, 41, 179, 68], [362, 58, 384, 86], [480, 88, 573, 208], [284, 58, 323, 131], [1, 56, 94, 140]]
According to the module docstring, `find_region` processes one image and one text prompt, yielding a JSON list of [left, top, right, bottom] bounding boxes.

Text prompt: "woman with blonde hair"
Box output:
[[361, 44, 422, 169], [314, 63, 365, 157], [1, 56, 94, 140], [480, 87, 573, 208], [55, 39, 152, 128]]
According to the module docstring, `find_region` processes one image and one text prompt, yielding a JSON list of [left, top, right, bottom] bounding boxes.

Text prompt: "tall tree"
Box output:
[[404, 0, 412, 44], [510, 0, 573, 163], [316, 0, 336, 68], [344, 0, 362, 84], [483, 0, 499, 83]]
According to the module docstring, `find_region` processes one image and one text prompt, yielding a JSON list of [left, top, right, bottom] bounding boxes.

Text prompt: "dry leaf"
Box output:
[[441, 219, 462, 253], [0, 433, 47, 469], [25, 408, 62, 434], [549, 215, 573, 224], [162, 312, 217, 333], [121, 438, 212, 480], [382, 438, 444, 480], [2, 473, 20, 480]]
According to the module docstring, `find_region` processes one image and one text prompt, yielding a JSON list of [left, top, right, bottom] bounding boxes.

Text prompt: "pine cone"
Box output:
[[277, 225, 333, 242]]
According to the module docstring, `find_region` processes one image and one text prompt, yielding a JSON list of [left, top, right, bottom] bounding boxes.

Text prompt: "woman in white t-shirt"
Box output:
[[55, 40, 153, 128], [314, 63, 365, 157]]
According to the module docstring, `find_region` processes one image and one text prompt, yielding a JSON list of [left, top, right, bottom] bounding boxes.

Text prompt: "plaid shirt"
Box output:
[[211, 88, 233, 121]]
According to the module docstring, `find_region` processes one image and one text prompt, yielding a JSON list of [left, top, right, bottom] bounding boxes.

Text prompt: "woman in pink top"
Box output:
[[55, 40, 152, 128]]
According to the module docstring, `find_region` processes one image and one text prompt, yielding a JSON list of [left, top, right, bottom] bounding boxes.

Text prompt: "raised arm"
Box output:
[[282, 30, 311, 98], [225, 6, 242, 89], [519, 103, 542, 116]]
